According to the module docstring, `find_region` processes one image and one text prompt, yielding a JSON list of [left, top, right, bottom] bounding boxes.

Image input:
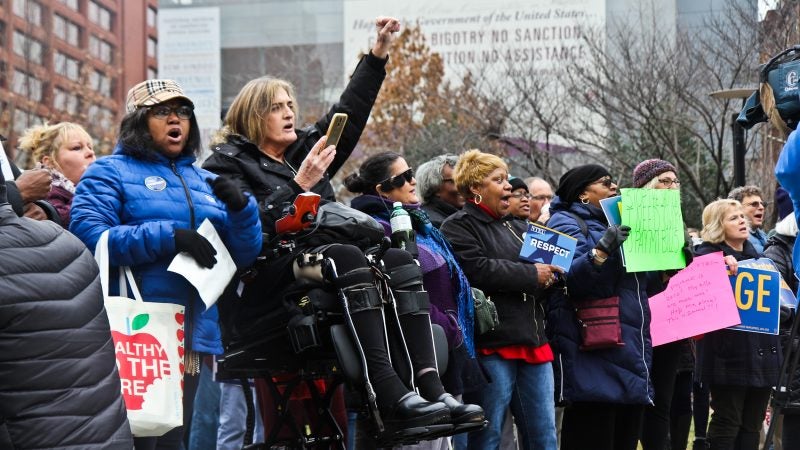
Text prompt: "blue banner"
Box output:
[[728, 266, 781, 335], [519, 223, 578, 272]]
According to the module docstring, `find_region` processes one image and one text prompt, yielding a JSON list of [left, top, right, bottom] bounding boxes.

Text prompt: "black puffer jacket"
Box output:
[[0, 205, 132, 449], [763, 233, 797, 293], [440, 203, 547, 349]]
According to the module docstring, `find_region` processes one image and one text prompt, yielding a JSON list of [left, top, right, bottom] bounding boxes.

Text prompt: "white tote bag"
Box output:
[[95, 231, 185, 437]]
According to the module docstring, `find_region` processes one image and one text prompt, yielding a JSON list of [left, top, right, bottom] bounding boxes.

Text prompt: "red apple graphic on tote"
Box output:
[[112, 313, 177, 410]]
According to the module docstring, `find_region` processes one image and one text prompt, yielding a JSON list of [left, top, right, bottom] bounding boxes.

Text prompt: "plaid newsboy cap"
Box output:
[[125, 79, 194, 113]]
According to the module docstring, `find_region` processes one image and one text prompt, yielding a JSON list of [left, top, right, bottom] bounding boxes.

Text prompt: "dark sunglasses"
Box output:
[[591, 177, 615, 188], [149, 105, 193, 120], [379, 168, 414, 191]]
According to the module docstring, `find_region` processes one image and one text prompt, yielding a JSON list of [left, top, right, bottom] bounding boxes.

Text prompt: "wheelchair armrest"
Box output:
[[431, 324, 448, 375], [330, 324, 364, 384]]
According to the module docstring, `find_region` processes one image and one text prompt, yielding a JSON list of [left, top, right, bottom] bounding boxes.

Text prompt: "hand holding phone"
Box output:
[[324, 113, 348, 149]]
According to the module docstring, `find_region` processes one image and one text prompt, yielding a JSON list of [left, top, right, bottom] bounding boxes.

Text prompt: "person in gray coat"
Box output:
[[0, 170, 133, 449]]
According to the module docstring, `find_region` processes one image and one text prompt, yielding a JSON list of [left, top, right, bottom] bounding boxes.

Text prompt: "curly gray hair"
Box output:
[[416, 154, 459, 203]]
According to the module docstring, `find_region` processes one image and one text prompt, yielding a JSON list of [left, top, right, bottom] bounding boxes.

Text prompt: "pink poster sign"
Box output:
[[649, 251, 741, 346]]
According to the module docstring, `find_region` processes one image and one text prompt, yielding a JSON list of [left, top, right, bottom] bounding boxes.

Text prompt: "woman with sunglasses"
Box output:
[[546, 164, 659, 450], [203, 18, 460, 435], [70, 80, 263, 449], [439, 150, 562, 450], [346, 152, 486, 431]]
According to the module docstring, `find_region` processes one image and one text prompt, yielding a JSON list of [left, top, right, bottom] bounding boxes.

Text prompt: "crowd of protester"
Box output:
[[5, 15, 800, 450]]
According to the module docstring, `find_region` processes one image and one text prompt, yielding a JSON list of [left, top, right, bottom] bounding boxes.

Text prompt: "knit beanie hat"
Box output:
[[508, 176, 529, 193], [556, 164, 611, 204], [776, 187, 793, 221], [632, 159, 677, 188]]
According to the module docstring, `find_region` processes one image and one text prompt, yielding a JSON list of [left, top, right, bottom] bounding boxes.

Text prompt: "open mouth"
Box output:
[[500, 195, 511, 208], [283, 123, 294, 131], [167, 128, 183, 143], [753, 213, 763, 222]]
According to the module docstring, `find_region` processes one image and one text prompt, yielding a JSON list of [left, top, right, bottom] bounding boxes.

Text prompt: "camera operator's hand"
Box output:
[[174, 228, 217, 268], [294, 136, 335, 191], [596, 225, 631, 255]]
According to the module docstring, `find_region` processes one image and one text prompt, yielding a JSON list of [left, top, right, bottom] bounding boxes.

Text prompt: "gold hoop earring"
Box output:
[[580, 197, 589, 204], [474, 193, 483, 204]]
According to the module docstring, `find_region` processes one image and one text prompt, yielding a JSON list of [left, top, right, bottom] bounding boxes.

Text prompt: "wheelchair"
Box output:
[[216, 240, 485, 449]]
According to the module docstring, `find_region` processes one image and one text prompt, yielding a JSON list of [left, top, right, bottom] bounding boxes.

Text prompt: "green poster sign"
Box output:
[[620, 188, 686, 272]]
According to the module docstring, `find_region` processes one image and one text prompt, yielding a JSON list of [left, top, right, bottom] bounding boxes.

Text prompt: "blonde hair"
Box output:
[[213, 76, 298, 147], [18, 122, 91, 167], [700, 199, 743, 244], [453, 149, 508, 199]]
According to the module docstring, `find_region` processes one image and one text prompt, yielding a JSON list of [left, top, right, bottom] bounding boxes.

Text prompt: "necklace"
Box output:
[[284, 159, 298, 175]]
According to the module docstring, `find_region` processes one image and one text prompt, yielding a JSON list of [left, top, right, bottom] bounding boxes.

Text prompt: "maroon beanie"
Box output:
[[632, 159, 677, 188]]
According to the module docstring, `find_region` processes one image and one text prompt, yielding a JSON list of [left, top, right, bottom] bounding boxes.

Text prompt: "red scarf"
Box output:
[[470, 198, 501, 220]]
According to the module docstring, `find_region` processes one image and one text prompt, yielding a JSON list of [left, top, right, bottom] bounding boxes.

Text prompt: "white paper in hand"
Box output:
[[167, 218, 236, 310]]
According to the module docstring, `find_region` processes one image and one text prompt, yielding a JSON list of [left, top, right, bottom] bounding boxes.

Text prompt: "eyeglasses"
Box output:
[[510, 192, 533, 200], [744, 200, 770, 208], [657, 177, 681, 187], [530, 194, 554, 201], [379, 168, 414, 191], [591, 177, 615, 188], [148, 105, 193, 120]]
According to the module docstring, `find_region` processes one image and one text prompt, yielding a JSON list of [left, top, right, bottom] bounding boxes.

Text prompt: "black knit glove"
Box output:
[[174, 228, 217, 268], [208, 177, 247, 212], [596, 225, 631, 255]]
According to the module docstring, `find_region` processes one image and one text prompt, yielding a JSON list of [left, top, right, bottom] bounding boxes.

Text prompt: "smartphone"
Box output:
[[324, 113, 348, 148]]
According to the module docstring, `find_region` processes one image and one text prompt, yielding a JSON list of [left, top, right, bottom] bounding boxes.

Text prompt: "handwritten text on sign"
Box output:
[[649, 252, 741, 346], [620, 188, 686, 272]]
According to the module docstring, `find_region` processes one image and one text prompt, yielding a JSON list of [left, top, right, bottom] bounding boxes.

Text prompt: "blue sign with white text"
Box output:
[[728, 266, 781, 335], [519, 223, 578, 272]]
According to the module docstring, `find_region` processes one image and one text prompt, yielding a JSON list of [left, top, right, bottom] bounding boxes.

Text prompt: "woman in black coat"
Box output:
[[695, 199, 782, 450]]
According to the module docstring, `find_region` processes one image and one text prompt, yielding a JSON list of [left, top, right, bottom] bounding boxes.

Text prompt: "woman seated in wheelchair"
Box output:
[[203, 16, 478, 436], [346, 151, 487, 414]]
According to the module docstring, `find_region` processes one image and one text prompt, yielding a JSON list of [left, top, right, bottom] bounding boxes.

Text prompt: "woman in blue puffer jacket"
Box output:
[[547, 164, 661, 450], [70, 80, 262, 449]]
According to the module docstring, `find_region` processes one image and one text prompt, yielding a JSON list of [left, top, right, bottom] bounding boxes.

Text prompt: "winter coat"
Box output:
[[546, 198, 656, 405], [0, 204, 133, 449], [201, 53, 386, 345], [203, 52, 386, 239], [776, 130, 800, 284], [694, 241, 782, 387], [70, 145, 262, 355], [440, 202, 549, 350], [422, 196, 460, 229], [763, 232, 797, 294]]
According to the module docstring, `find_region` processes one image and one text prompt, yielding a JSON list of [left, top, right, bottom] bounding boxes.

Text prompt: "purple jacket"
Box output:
[[350, 195, 464, 349]]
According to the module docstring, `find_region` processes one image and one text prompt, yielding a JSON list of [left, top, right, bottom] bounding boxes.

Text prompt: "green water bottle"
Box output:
[[389, 202, 418, 257]]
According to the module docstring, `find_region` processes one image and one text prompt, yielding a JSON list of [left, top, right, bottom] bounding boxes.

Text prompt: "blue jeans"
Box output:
[[217, 380, 264, 450], [466, 355, 557, 450]]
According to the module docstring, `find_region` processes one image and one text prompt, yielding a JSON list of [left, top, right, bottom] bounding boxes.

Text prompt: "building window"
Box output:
[[13, 31, 43, 65], [54, 52, 80, 82], [89, 35, 113, 64], [147, 6, 157, 28], [12, 0, 42, 26], [147, 37, 157, 58], [88, 1, 112, 31], [89, 70, 111, 97], [57, 0, 78, 10], [0, 21, 6, 48], [54, 87, 79, 114], [12, 70, 43, 102], [53, 14, 80, 46]]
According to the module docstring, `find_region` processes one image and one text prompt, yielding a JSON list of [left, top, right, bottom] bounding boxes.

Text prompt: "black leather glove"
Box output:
[[596, 225, 631, 255], [174, 228, 217, 268], [208, 177, 247, 212]]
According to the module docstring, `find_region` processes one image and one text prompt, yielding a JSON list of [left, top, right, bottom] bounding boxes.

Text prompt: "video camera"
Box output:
[[739, 45, 800, 131]]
